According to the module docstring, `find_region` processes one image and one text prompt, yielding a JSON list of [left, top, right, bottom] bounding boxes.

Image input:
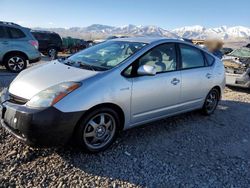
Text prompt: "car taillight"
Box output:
[[29, 40, 39, 49]]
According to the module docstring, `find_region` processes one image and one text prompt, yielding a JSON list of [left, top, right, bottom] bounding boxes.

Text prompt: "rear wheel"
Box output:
[[47, 47, 58, 60], [4, 54, 27, 73], [201, 88, 220, 115], [75, 107, 120, 153]]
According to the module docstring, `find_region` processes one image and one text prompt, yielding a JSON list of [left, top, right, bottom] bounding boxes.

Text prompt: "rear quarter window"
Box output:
[[204, 52, 215, 66], [7, 27, 26, 39], [32, 32, 43, 40], [33, 33, 50, 40]]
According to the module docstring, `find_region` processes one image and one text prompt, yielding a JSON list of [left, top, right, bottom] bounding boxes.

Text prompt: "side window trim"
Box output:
[[201, 51, 208, 66], [122, 42, 180, 78], [178, 43, 206, 70], [175, 43, 182, 70]]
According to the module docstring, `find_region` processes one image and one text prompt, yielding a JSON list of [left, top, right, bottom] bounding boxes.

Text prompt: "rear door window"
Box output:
[[0, 26, 9, 38], [179, 44, 205, 69], [7, 27, 26, 39]]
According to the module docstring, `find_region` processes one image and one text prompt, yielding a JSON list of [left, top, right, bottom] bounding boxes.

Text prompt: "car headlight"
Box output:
[[26, 82, 81, 108]]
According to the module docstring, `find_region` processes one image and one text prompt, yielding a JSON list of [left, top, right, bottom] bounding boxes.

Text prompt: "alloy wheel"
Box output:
[[83, 113, 116, 150], [7, 56, 25, 72], [48, 48, 57, 59], [205, 90, 218, 113]]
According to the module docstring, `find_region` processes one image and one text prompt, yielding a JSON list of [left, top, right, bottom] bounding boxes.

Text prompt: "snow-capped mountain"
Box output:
[[34, 24, 178, 39], [33, 24, 250, 40], [172, 25, 250, 40]]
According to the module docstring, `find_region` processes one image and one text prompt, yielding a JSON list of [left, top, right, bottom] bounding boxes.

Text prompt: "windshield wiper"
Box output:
[[63, 59, 108, 71], [78, 62, 96, 71], [78, 61, 109, 71], [63, 59, 75, 66]]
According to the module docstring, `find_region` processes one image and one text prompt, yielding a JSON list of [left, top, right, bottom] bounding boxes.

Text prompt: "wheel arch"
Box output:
[[3, 51, 29, 62], [47, 45, 59, 51], [212, 85, 222, 99], [76, 102, 125, 131]]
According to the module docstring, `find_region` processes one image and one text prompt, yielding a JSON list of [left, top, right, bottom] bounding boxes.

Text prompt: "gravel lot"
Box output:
[[0, 60, 250, 187]]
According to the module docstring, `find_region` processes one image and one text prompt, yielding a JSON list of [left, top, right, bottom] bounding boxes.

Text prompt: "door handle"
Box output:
[[171, 78, 180, 85], [206, 73, 212, 79]]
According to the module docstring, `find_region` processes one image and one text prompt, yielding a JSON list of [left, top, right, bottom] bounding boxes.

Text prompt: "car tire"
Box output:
[[47, 47, 58, 60], [4, 54, 27, 73], [75, 107, 120, 153], [201, 88, 220, 115]]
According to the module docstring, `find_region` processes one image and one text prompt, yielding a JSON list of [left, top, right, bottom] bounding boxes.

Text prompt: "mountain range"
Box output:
[[34, 24, 250, 40]]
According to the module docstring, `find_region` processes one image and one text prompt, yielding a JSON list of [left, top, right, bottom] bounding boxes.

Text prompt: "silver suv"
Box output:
[[0, 21, 40, 72], [0, 37, 225, 153]]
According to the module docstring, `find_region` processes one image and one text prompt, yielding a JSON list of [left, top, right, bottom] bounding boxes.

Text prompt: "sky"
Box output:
[[0, 0, 250, 29]]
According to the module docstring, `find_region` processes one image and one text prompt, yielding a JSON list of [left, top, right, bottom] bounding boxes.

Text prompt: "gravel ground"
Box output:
[[0, 63, 250, 187]]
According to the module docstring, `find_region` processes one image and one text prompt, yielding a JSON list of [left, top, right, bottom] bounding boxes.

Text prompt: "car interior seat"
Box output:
[[140, 50, 166, 72]]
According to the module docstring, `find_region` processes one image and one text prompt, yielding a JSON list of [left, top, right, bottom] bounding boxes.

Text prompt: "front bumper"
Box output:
[[0, 89, 83, 146]]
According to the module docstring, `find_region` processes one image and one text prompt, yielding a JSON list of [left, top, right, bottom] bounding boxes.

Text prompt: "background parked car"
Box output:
[[62, 37, 90, 54], [222, 47, 250, 88], [31, 30, 62, 59], [0, 21, 40, 72]]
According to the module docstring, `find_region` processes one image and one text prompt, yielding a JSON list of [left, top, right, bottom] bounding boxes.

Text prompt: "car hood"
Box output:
[[9, 61, 98, 100]]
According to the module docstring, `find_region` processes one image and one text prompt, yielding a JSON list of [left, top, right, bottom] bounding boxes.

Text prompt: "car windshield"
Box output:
[[229, 47, 250, 58], [65, 40, 147, 71]]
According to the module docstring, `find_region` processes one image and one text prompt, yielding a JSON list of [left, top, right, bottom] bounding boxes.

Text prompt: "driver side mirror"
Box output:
[[137, 65, 156, 76]]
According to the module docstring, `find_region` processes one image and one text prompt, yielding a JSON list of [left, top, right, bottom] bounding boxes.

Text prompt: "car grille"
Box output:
[[8, 94, 28, 105]]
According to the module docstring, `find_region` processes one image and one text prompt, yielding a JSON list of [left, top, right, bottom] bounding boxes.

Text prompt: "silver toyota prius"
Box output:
[[0, 37, 225, 152]]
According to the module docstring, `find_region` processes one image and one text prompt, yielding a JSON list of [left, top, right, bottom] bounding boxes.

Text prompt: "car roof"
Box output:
[[31, 30, 57, 34], [111, 36, 182, 44], [109, 36, 217, 58]]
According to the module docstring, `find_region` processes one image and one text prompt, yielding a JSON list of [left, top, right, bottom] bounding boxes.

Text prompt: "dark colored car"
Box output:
[[246, 44, 250, 48], [62, 37, 90, 54], [31, 30, 62, 59]]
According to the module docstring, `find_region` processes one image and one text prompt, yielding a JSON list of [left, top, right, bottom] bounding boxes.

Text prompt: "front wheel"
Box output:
[[75, 108, 120, 153], [201, 88, 220, 115]]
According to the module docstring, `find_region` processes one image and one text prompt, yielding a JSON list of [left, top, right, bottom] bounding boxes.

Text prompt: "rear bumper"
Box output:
[[0, 89, 83, 146], [29, 56, 41, 64]]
